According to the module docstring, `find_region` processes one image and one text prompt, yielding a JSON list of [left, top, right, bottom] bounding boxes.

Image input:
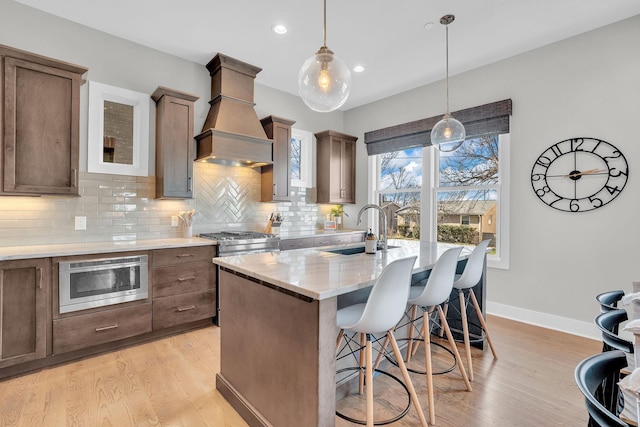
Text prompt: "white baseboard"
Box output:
[[486, 301, 600, 341]]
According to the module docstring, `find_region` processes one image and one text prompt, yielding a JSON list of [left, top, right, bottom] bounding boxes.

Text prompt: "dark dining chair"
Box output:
[[596, 290, 626, 315], [594, 309, 634, 415], [575, 350, 630, 427]]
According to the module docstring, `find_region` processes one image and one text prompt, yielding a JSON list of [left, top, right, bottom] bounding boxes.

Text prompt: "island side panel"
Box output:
[[216, 269, 337, 427]]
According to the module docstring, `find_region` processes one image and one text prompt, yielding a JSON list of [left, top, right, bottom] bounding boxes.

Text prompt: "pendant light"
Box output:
[[431, 14, 465, 151], [297, 0, 351, 112]]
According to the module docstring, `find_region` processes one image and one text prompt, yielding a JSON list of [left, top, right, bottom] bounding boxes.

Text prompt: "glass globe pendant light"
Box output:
[[431, 15, 465, 151], [298, 0, 351, 112]]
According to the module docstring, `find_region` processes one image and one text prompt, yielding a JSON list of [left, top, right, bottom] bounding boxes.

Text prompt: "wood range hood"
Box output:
[[195, 53, 273, 168]]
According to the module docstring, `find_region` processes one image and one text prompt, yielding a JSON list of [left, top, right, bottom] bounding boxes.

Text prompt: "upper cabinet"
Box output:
[[151, 87, 199, 199], [0, 45, 87, 196], [315, 130, 357, 204], [260, 115, 295, 202]]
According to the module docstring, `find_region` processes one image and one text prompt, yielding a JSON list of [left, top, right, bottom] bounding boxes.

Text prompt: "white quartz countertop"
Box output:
[[0, 237, 215, 261], [213, 239, 472, 300]]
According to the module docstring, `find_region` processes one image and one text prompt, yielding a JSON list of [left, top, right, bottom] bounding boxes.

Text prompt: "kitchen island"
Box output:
[[212, 240, 477, 427]]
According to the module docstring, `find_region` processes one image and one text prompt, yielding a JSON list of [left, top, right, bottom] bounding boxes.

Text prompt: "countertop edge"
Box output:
[[0, 237, 215, 261]]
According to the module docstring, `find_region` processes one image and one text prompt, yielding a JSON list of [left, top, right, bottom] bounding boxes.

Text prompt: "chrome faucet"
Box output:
[[357, 204, 387, 252]]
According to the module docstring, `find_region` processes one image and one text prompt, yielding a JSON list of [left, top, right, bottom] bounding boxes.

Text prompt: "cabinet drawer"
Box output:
[[152, 246, 214, 267], [153, 290, 216, 330], [52, 303, 152, 354], [315, 234, 352, 247], [153, 261, 214, 298], [279, 238, 315, 251]]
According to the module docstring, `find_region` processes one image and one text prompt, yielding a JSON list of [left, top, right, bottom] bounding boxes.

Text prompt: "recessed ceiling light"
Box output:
[[272, 24, 288, 35], [424, 22, 435, 30], [353, 65, 365, 73]]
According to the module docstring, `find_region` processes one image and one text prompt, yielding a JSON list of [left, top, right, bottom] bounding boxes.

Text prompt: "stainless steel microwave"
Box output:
[[58, 255, 148, 314]]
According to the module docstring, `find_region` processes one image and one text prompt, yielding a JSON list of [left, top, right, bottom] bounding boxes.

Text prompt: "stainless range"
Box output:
[[199, 230, 279, 327], [199, 231, 280, 256]]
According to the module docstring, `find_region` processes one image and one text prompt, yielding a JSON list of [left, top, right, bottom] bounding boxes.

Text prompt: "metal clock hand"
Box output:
[[544, 168, 607, 178]]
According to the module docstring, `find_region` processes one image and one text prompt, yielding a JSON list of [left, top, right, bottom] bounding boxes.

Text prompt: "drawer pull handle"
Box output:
[[177, 305, 196, 312], [176, 254, 194, 258], [178, 276, 196, 282], [95, 324, 118, 332]]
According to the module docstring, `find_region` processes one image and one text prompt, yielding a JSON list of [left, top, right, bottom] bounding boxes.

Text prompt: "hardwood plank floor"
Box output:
[[0, 315, 601, 426]]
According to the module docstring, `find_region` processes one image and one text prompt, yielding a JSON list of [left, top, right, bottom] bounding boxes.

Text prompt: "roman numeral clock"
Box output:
[[531, 138, 628, 212]]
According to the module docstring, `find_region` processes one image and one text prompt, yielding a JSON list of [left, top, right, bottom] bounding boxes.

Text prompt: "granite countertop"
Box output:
[[213, 239, 472, 301], [0, 237, 215, 261]]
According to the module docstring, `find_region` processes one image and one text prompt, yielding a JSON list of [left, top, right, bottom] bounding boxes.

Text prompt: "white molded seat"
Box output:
[[404, 246, 472, 425], [451, 239, 497, 381], [336, 256, 428, 427]]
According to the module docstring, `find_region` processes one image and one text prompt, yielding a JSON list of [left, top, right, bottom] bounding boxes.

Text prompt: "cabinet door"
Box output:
[[329, 137, 343, 202], [3, 57, 81, 195], [260, 116, 295, 202], [341, 138, 356, 203], [0, 258, 49, 368], [153, 89, 198, 199]]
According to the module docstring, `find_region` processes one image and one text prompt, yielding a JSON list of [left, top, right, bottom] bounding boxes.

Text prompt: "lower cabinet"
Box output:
[[0, 258, 49, 368], [151, 246, 216, 330], [52, 303, 152, 354], [0, 244, 217, 377], [280, 232, 365, 251], [153, 290, 216, 330]]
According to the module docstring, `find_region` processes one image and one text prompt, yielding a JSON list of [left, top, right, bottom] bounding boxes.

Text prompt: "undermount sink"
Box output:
[[324, 245, 400, 256]]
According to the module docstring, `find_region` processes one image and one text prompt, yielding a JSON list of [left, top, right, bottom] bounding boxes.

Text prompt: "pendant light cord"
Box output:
[[323, 0, 327, 48], [445, 23, 450, 117]]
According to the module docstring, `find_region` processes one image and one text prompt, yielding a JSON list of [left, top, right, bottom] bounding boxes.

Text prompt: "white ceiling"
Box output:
[[14, 0, 640, 110]]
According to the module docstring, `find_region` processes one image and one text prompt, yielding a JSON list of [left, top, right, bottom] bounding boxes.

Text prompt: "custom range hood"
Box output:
[[195, 53, 273, 167]]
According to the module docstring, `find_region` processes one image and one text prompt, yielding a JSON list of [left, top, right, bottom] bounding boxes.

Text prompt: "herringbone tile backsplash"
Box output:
[[0, 163, 323, 247]]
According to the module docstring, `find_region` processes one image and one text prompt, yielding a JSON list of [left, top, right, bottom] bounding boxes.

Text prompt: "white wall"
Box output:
[[344, 15, 640, 335]]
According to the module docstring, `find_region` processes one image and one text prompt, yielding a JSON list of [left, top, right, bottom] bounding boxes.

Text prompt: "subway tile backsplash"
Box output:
[[0, 163, 327, 248]]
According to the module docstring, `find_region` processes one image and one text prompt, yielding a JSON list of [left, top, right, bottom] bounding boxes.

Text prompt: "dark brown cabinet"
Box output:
[[0, 258, 49, 368], [151, 246, 216, 329], [315, 130, 357, 204], [260, 115, 296, 202], [1, 45, 87, 196], [152, 87, 199, 199]]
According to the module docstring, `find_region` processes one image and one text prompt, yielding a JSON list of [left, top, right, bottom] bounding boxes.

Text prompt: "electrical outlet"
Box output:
[[171, 215, 179, 227], [74, 216, 87, 230]]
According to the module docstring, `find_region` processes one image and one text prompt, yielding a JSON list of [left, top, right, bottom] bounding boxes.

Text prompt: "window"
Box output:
[[291, 129, 313, 188], [366, 100, 512, 269], [377, 147, 422, 239], [433, 134, 510, 268], [373, 133, 510, 269]]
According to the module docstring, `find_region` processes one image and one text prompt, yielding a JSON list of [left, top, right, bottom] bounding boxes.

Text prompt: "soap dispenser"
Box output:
[[365, 228, 377, 254]]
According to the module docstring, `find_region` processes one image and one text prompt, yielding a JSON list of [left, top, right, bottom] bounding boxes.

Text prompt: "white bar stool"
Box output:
[[442, 239, 497, 381], [335, 256, 428, 427], [404, 246, 472, 425]]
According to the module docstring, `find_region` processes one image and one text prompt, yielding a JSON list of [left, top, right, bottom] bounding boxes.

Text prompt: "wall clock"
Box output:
[[531, 137, 628, 212]]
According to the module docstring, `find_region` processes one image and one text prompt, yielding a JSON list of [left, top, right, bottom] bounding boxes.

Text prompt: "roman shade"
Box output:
[[364, 99, 512, 155]]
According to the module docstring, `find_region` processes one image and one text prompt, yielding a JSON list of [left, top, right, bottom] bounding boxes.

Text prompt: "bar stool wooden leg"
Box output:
[[406, 304, 418, 363], [365, 335, 374, 427], [437, 305, 472, 392], [469, 289, 498, 359], [423, 310, 436, 425], [388, 330, 429, 427], [359, 333, 366, 395], [336, 329, 344, 353], [459, 289, 474, 381]]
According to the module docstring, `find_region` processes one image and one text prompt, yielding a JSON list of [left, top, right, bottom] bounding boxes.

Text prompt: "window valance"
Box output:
[[363, 99, 512, 155]]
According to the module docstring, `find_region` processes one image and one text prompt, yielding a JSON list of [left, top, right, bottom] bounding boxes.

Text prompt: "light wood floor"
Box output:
[[0, 315, 600, 426]]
